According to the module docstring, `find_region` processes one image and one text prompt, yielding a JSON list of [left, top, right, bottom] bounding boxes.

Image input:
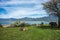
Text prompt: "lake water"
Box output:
[[0, 20, 49, 25]]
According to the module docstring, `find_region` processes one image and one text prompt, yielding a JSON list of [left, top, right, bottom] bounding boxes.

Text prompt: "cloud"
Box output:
[[0, 0, 49, 18]]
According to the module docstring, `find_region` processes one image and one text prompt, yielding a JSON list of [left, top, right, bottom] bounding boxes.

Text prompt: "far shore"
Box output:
[[2, 24, 11, 28]]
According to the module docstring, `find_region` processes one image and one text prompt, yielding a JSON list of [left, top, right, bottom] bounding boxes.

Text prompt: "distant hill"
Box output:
[[0, 16, 58, 22], [19, 16, 58, 22], [0, 18, 17, 21]]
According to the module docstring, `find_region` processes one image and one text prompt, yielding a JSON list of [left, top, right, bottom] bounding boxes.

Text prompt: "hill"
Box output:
[[0, 16, 58, 22]]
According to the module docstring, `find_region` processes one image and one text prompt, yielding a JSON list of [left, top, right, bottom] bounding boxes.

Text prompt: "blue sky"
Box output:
[[0, 0, 49, 18]]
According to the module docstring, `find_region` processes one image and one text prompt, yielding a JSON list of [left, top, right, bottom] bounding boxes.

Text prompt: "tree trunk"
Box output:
[[58, 17, 60, 27]]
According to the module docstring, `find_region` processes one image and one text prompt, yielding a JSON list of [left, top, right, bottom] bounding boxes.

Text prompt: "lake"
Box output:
[[0, 20, 49, 25]]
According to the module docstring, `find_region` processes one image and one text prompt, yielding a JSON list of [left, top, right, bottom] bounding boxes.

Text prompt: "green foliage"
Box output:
[[40, 22, 44, 27], [10, 20, 30, 27], [10, 20, 21, 27], [43, 0, 60, 27], [0, 24, 3, 27], [49, 22, 57, 28], [32, 24, 36, 26], [20, 22, 30, 27], [43, 0, 58, 16]]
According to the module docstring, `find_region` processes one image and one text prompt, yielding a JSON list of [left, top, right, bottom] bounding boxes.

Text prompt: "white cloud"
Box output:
[[0, 0, 49, 18]]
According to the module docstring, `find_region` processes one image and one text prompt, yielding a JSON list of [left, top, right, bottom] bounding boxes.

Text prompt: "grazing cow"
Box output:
[[20, 27, 28, 31]]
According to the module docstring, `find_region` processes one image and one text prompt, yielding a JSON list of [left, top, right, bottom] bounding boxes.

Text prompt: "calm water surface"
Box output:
[[0, 20, 49, 25]]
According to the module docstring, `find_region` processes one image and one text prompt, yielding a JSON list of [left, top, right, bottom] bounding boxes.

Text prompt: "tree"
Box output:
[[10, 20, 21, 27], [43, 0, 60, 27]]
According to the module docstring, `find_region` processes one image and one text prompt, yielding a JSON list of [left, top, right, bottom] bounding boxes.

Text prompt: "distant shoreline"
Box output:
[[2, 24, 11, 28]]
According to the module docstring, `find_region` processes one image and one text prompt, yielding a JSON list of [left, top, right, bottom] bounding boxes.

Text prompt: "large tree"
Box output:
[[43, 0, 60, 27]]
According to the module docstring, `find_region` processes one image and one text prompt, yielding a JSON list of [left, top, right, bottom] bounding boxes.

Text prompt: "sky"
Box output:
[[0, 0, 49, 18]]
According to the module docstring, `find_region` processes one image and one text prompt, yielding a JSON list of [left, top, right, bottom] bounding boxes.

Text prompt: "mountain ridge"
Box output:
[[0, 16, 58, 22]]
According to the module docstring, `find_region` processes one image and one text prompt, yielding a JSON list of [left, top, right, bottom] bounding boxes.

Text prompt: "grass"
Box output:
[[0, 26, 60, 40]]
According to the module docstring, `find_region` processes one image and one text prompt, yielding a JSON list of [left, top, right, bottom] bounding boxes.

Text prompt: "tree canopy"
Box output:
[[43, 0, 60, 27], [43, 0, 60, 17]]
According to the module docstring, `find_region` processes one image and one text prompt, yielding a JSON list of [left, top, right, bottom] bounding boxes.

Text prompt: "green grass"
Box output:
[[0, 26, 60, 40]]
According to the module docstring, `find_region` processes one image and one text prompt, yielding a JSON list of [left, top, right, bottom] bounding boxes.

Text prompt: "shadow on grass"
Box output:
[[38, 26, 60, 30]]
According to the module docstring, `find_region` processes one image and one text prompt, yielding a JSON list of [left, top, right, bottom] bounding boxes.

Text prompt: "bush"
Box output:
[[0, 24, 3, 27], [10, 20, 21, 27], [20, 22, 30, 27], [10, 20, 30, 27], [49, 22, 57, 28], [40, 22, 44, 27]]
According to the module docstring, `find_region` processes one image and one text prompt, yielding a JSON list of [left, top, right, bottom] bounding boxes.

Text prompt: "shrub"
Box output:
[[40, 22, 44, 27], [20, 22, 30, 27], [10, 20, 21, 27], [49, 22, 57, 28], [10, 20, 30, 27], [0, 24, 3, 27]]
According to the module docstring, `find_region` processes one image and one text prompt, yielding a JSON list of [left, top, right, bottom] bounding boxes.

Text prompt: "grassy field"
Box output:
[[0, 26, 60, 40]]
